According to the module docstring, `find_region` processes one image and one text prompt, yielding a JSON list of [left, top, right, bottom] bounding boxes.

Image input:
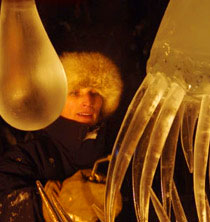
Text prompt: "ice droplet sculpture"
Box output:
[[105, 0, 210, 221], [0, 0, 67, 130]]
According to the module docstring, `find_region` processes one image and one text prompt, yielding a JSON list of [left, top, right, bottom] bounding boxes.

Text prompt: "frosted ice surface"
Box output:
[[147, 0, 210, 96]]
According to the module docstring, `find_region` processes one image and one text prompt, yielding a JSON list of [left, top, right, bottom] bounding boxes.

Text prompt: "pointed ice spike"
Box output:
[[51, 193, 73, 222], [105, 73, 168, 222], [139, 83, 185, 221], [171, 180, 187, 222], [194, 95, 210, 222], [132, 103, 162, 221], [160, 105, 182, 217], [180, 102, 199, 173], [36, 180, 64, 222], [149, 187, 170, 222], [91, 203, 105, 222], [205, 194, 210, 222]]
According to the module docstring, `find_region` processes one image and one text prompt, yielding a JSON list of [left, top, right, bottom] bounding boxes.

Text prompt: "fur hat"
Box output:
[[60, 52, 123, 117]]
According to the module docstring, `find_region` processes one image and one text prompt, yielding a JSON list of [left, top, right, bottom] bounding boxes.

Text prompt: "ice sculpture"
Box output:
[[0, 0, 67, 130], [105, 0, 210, 221]]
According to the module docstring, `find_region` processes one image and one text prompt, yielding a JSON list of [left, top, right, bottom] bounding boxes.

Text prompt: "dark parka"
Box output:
[[0, 117, 107, 222]]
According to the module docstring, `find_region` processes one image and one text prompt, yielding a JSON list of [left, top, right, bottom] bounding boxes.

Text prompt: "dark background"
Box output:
[[37, 2, 197, 221], [0, 0, 170, 148], [35, 0, 169, 121], [0, 0, 201, 221], [33, 1, 176, 221], [0, 0, 170, 135], [4, 1, 198, 221]]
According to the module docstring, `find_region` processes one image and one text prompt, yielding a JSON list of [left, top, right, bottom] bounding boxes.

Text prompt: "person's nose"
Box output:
[[81, 93, 94, 107]]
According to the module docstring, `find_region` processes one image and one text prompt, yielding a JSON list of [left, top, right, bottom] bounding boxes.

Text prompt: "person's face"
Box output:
[[61, 87, 103, 125]]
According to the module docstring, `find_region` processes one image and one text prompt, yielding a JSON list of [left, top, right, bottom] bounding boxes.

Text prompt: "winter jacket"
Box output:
[[0, 116, 107, 222]]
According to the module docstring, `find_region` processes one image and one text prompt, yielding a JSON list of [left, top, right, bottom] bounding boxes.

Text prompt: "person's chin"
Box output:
[[76, 116, 95, 125]]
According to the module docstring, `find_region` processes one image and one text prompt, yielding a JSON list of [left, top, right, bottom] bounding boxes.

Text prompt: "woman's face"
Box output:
[[61, 87, 103, 125]]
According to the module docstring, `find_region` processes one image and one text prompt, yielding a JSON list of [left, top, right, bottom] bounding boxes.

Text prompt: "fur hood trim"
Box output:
[[60, 52, 123, 117]]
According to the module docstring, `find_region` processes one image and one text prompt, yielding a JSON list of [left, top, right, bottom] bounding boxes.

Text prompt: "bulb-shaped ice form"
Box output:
[[147, 0, 210, 96], [0, 0, 67, 130]]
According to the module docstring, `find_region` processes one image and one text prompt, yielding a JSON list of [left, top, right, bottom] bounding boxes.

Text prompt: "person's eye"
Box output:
[[70, 91, 79, 96], [90, 91, 100, 97]]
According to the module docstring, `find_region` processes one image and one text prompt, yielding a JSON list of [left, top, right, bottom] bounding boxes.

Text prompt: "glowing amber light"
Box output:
[[0, 0, 67, 130]]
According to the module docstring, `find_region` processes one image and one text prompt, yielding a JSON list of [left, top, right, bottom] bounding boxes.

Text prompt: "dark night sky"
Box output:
[[0, 2, 201, 221], [35, 0, 169, 119], [0, 0, 170, 142], [0, 0, 169, 117], [0, 0, 169, 138], [0, 0, 167, 142]]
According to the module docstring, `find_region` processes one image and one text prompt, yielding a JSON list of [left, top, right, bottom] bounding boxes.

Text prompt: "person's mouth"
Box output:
[[77, 112, 93, 118]]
